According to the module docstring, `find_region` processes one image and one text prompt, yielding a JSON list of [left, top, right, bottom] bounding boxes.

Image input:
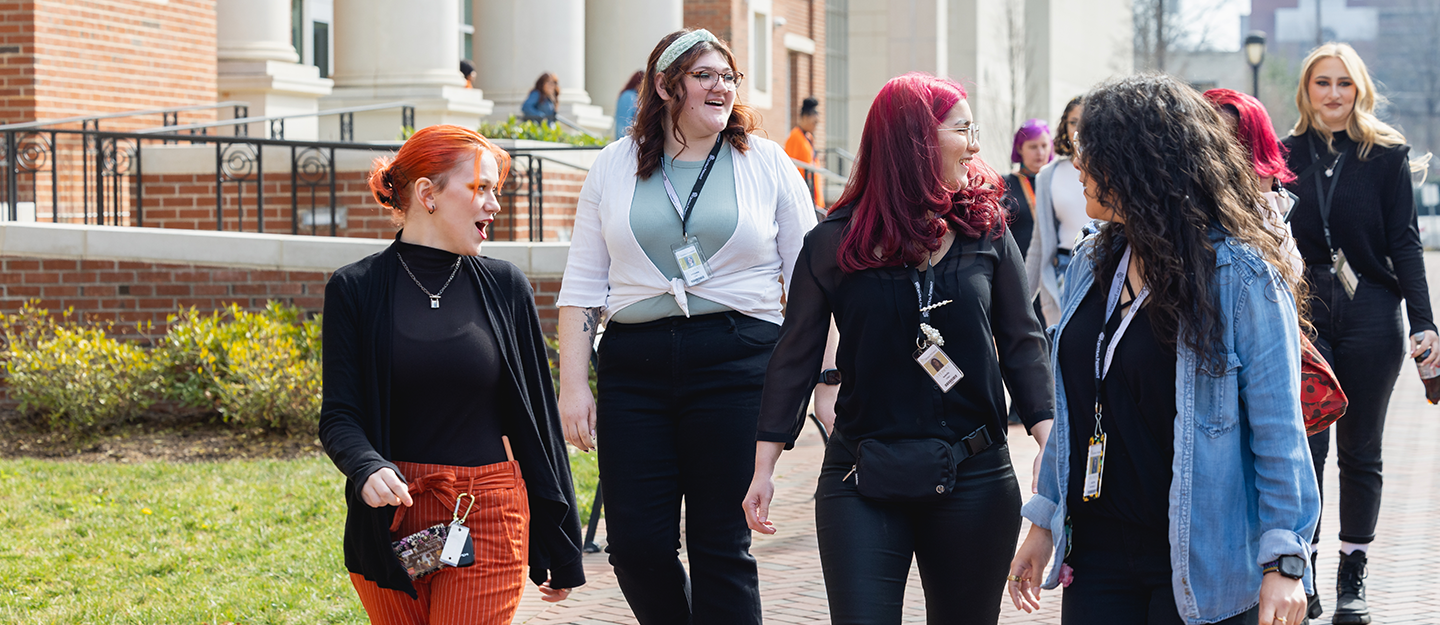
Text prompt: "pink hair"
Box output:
[[832, 73, 1005, 273], [1202, 88, 1296, 184]]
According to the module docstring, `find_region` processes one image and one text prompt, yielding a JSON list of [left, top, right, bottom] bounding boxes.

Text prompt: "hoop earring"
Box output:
[[427, 203, 436, 214]]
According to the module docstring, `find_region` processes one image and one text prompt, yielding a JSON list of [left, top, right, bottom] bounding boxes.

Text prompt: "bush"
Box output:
[[0, 303, 161, 430], [478, 115, 609, 147]]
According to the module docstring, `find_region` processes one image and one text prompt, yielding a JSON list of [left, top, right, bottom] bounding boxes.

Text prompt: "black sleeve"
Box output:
[[318, 272, 402, 487], [757, 229, 833, 448], [991, 228, 1056, 431], [1381, 150, 1436, 335]]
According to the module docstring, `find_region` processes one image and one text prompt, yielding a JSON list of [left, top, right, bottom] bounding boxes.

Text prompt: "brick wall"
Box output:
[[0, 255, 567, 339]]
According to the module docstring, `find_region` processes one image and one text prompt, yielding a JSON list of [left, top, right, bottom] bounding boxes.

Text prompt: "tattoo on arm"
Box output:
[[581, 307, 602, 342]]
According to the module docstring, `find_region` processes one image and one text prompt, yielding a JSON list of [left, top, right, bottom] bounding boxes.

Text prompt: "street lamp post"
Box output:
[[1245, 31, 1267, 98]]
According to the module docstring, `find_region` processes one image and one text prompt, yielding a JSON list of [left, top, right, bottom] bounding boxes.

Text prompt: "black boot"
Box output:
[[1305, 551, 1323, 623], [1332, 550, 1371, 624]]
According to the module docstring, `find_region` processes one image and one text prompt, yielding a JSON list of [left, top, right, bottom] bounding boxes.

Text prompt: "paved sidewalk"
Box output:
[[514, 256, 1440, 624]]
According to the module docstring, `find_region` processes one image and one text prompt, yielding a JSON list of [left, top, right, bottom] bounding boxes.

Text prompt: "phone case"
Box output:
[[392, 523, 449, 580]]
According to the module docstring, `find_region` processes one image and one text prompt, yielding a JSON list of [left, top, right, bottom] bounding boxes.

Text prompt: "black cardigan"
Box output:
[[319, 240, 585, 597]]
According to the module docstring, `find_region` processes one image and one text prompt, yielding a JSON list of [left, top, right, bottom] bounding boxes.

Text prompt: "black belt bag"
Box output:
[[850, 426, 994, 502]]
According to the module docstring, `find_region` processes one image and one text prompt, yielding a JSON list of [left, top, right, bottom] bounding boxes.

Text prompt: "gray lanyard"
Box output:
[[1093, 246, 1150, 428]]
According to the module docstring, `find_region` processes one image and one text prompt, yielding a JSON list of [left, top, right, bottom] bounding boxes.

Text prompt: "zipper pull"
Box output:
[[842, 465, 857, 483]]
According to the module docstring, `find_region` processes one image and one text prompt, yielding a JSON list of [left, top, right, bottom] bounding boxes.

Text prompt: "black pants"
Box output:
[[815, 434, 1021, 625], [1062, 515, 1258, 625], [1304, 267, 1405, 545], [595, 312, 773, 625]]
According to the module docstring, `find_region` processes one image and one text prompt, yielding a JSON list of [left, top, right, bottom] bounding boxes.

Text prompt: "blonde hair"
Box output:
[[1292, 42, 1407, 162]]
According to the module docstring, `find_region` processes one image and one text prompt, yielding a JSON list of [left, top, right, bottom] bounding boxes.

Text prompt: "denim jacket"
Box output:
[[1021, 231, 1322, 624]]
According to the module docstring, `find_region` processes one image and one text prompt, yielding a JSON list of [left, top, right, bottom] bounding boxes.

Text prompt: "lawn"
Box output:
[[0, 453, 600, 624]]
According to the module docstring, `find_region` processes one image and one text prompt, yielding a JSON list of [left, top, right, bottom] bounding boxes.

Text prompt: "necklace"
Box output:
[[396, 251, 462, 309]]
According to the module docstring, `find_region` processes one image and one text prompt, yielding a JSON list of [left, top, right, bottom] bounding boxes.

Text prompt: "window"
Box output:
[[826, 0, 849, 170], [750, 1, 773, 108], [291, 0, 303, 58], [460, 1, 474, 63], [313, 22, 330, 78]]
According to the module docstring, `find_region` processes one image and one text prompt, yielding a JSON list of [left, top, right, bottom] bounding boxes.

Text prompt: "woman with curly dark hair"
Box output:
[[555, 28, 817, 624], [744, 72, 1054, 624], [1008, 74, 1320, 625]]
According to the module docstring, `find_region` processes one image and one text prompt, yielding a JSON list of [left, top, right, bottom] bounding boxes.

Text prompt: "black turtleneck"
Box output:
[[389, 240, 508, 466], [1282, 129, 1435, 334]]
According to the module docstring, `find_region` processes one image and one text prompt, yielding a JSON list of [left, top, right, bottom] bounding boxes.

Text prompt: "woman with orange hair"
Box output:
[[319, 124, 585, 624]]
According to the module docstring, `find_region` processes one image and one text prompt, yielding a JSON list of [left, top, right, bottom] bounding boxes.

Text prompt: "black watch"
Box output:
[[1263, 555, 1306, 580], [820, 368, 842, 386]]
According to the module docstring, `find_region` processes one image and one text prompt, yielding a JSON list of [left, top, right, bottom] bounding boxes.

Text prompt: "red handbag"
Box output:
[[1299, 333, 1347, 435]]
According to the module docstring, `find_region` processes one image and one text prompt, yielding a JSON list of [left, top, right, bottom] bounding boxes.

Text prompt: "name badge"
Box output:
[[671, 235, 713, 286], [1082, 433, 1106, 501], [913, 342, 963, 392], [439, 523, 473, 567]]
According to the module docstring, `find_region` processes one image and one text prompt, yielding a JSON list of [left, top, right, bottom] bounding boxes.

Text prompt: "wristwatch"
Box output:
[[820, 368, 842, 385], [1262, 555, 1307, 580]]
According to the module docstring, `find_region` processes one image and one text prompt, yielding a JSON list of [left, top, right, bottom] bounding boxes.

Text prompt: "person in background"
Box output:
[[784, 96, 825, 210], [1282, 42, 1437, 625], [555, 28, 817, 625], [522, 72, 560, 122], [745, 72, 1053, 625], [320, 125, 584, 624], [460, 59, 476, 89], [615, 70, 643, 139], [1009, 73, 1319, 625], [1202, 88, 1302, 272], [1026, 96, 1087, 325], [1003, 118, 1053, 262]]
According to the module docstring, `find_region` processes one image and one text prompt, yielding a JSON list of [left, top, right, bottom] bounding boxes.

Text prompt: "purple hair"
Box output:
[[1010, 118, 1054, 165]]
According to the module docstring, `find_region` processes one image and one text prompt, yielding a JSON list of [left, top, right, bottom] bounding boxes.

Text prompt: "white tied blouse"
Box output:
[[557, 135, 818, 325]]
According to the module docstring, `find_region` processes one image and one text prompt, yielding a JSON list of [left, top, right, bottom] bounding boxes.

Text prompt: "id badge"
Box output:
[[1333, 250, 1358, 299], [1082, 433, 1105, 501], [671, 236, 714, 286], [913, 343, 963, 392], [439, 523, 473, 567]]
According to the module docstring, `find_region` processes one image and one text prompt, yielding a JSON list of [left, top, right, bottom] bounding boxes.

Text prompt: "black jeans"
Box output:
[[815, 434, 1021, 625], [595, 312, 773, 625], [1063, 515, 1259, 625], [1304, 267, 1405, 545]]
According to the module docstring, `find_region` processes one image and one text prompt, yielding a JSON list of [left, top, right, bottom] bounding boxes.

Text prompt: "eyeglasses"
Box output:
[[938, 122, 980, 144], [687, 70, 744, 91]]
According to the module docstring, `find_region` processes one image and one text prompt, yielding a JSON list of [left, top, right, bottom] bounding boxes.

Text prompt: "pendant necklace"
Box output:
[[397, 251, 462, 309]]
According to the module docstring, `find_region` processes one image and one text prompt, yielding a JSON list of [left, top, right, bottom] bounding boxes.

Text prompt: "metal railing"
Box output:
[[0, 124, 599, 241], [136, 102, 417, 143], [0, 101, 253, 133]]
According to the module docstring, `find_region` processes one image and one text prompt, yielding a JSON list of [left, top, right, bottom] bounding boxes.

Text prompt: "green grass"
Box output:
[[0, 455, 600, 624]]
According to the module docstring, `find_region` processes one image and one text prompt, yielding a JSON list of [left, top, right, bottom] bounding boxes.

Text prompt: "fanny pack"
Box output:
[[848, 426, 994, 502]]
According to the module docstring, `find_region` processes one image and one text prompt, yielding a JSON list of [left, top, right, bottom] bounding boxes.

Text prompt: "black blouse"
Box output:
[[390, 241, 507, 467], [1002, 172, 1038, 260], [757, 205, 1054, 448], [1283, 129, 1435, 334], [1058, 278, 1176, 529]]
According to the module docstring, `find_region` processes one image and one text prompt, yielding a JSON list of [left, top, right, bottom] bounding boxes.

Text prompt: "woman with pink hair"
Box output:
[[744, 73, 1054, 624], [1202, 88, 1302, 273]]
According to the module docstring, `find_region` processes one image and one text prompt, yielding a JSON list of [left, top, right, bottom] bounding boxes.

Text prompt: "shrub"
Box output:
[[0, 303, 161, 430], [478, 115, 609, 147]]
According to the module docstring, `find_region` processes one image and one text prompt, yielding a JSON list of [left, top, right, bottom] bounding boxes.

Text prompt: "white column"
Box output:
[[585, 0, 682, 136], [474, 0, 612, 135], [217, 0, 333, 140], [322, 0, 493, 141]]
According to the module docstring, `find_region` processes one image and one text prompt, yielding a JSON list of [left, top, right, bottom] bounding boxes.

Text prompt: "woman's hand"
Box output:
[[743, 442, 787, 535], [1008, 525, 1053, 613], [1257, 572, 1307, 625], [537, 579, 574, 603], [1409, 329, 1439, 367], [360, 467, 413, 508], [559, 386, 598, 452], [1028, 420, 1052, 495]]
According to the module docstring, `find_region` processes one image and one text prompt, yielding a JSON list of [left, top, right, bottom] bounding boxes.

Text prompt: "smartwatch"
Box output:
[[1262, 555, 1307, 580], [820, 368, 842, 386]]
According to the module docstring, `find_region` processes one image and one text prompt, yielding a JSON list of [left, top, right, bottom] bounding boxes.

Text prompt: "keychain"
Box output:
[[439, 493, 476, 567]]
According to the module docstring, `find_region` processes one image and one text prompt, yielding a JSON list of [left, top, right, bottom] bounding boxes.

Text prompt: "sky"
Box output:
[[1178, 0, 1250, 51]]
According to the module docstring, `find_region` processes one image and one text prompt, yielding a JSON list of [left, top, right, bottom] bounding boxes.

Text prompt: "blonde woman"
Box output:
[[1283, 42, 1436, 625]]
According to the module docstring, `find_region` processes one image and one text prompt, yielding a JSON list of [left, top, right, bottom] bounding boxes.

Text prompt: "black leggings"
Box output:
[[815, 435, 1021, 625], [1062, 515, 1258, 625], [595, 312, 774, 625], [1304, 267, 1405, 545]]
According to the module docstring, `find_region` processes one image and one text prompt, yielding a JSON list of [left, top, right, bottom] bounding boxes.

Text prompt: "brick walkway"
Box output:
[[514, 257, 1440, 624]]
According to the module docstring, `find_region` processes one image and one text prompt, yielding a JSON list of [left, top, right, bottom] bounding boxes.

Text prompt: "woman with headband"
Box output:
[[555, 29, 818, 624]]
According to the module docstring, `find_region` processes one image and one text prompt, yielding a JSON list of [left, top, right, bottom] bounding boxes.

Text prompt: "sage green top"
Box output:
[[608, 146, 739, 323]]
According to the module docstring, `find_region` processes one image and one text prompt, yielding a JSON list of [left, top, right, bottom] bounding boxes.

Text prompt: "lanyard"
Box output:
[[1017, 174, 1037, 218], [1307, 135, 1348, 256], [660, 135, 726, 238], [1092, 246, 1151, 431], [908, 263, 938, 346]]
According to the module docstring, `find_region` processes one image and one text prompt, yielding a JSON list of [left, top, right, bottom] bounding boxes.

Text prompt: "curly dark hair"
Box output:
[[1052, 96, 1083, 158], [1077, 74, 1305, 371]]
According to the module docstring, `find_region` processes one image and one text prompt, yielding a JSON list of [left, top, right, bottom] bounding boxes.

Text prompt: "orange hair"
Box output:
[[368, 124, 511, 216]]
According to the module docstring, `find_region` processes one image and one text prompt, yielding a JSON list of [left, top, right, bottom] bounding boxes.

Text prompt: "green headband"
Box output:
[[656, 29, 719, 72]]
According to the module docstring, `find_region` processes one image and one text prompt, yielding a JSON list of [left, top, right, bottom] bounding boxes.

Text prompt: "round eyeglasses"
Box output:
[[686, 70, 744, 91], [938, 122, 980, 144]]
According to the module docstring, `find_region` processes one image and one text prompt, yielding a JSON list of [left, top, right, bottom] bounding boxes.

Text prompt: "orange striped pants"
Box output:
[[350, 459, 529, 625]]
